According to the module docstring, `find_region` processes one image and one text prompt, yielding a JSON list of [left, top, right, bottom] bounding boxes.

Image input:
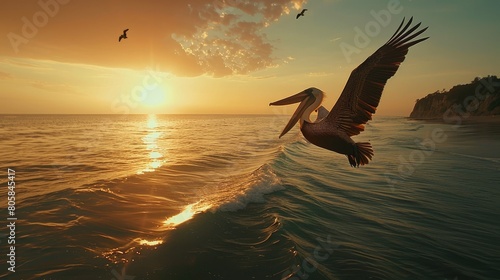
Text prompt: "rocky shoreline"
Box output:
[[409, 76, 500, 120]]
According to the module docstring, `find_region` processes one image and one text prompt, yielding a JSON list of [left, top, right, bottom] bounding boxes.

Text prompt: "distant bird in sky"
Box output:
[[270, 17, 429, 167], [118, 29, 129, 42], [296, 9, 307, 19]]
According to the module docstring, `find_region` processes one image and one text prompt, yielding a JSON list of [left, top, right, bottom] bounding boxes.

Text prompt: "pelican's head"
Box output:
[[269, 87, 324, 138]]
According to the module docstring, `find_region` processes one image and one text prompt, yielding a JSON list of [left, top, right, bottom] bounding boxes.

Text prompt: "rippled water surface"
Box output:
[[0, 114, 499, 280]]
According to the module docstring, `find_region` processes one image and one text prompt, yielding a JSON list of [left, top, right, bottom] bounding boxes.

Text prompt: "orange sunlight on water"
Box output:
[[162, 202, 212, 229], [138, 114, 165, 174]]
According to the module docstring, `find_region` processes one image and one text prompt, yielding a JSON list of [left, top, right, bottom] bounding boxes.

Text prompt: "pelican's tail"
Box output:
[[348, 142, 374, 167]]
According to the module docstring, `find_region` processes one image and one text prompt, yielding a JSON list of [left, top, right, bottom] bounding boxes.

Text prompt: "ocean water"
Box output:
[[0, 114, 499, 280]]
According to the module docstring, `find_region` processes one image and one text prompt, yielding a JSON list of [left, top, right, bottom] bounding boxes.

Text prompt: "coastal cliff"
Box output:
[[409, 76, 500, 119]]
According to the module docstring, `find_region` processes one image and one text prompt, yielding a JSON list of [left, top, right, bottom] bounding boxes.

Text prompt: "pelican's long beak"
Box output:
[[269, 90, 315, 138]]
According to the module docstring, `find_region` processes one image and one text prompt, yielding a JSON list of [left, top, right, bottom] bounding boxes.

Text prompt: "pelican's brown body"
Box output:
[[270, 17, 428, 167], [301, 121, 353, 154], [301, 115, 373, 167]]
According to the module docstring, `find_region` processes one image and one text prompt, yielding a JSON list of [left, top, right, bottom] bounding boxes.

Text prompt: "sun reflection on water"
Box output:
[[138, 114, 165, 174], [163, 201, 212, 229], [137, 239, 163, 246]]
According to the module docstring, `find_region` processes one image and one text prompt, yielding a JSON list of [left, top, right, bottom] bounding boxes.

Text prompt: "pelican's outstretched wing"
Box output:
[[326, 17, 428, 136]]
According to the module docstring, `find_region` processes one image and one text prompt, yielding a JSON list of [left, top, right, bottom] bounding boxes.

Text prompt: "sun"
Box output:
[[142, 85, 168, 107]]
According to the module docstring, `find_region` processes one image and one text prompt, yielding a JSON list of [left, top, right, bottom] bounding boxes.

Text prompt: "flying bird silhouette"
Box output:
[[296, 9, 307, 19], [118, 29, 129, 42], [270, 17, 429, 167]]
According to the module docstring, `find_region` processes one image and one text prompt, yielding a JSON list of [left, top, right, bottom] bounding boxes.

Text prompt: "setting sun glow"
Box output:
[[142, 86, 168, 107]]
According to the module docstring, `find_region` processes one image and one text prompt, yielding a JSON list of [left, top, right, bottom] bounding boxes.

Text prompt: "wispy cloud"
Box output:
[[29, 80, 82, 96], [0, 57, 53, 70], [307, 71, 335, 77]]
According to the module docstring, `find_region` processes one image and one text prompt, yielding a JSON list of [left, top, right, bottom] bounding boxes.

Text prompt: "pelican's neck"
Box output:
[[299, 113, 312, 127], [299, 91, 324, 126]]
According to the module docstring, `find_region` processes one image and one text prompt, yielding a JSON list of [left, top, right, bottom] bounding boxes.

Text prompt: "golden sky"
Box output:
[[1, 0, 499, 115]]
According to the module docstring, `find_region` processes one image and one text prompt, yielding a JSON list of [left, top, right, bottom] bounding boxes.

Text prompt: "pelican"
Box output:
[[296, 9, 307, 19], [119, 29, 129, 42], [270, 17, 428, 167]]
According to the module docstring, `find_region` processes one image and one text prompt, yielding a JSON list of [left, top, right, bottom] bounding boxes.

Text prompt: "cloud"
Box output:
[[169, 0, 308, 76], [29, 80, 82, 96], [307, 71, 335, 77], [0, 57, 53, 71], [0, 0, 307, 77]]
